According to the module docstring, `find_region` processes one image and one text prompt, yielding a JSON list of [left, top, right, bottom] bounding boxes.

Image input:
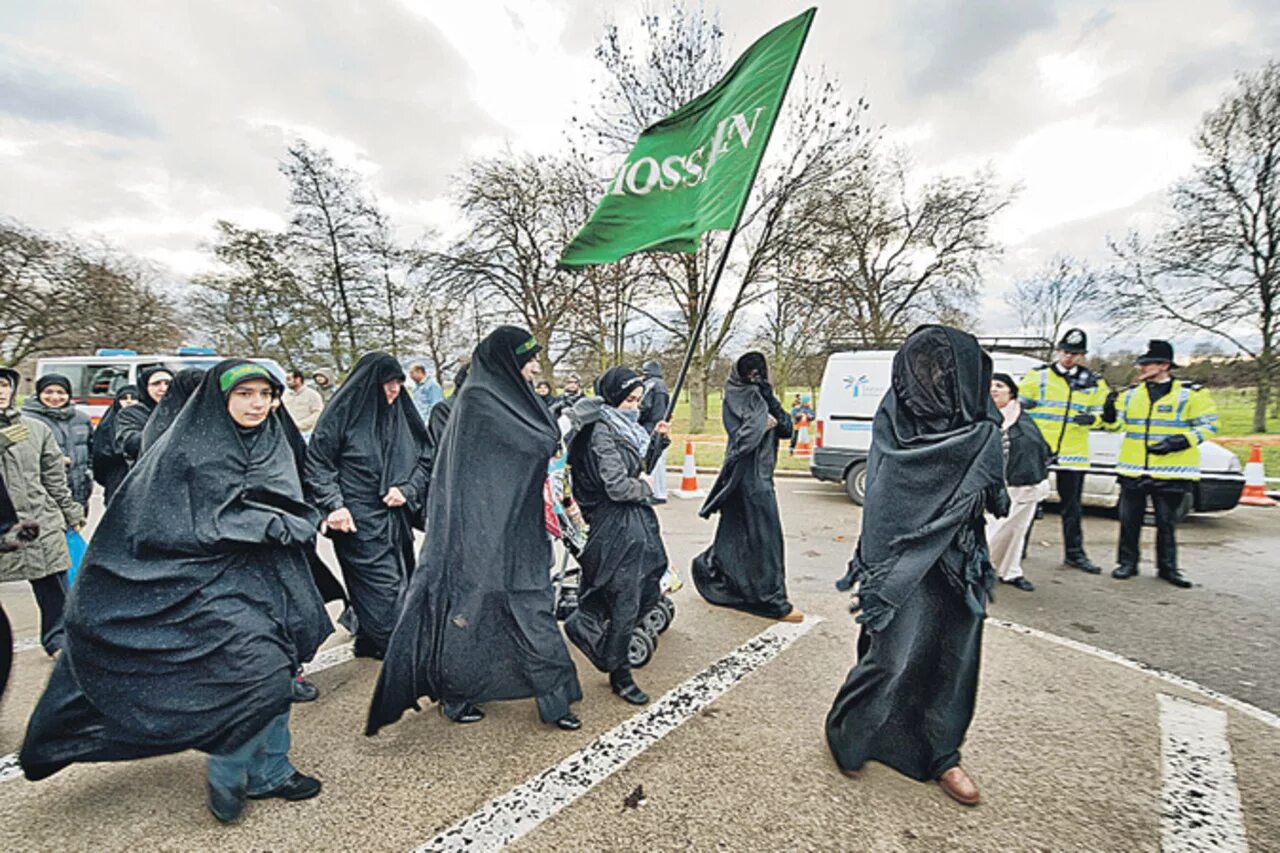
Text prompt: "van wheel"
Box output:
[[844, 462, 867, 505]]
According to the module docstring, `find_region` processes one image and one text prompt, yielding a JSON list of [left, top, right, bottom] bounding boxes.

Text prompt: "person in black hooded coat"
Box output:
[[19, 359, 333, 823], [91, 384, 138, 504], [114, 365, 173, 465], [565, 367, 671, 705], [304, 352, 430, 659], [140, 367, 206, 454], [692, 352, 802, 622], [825, 325, 1009, 808], [367, 326, 583, 733]]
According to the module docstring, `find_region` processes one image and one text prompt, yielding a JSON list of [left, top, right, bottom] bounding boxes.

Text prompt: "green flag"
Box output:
[[559, 8, 815, 267]]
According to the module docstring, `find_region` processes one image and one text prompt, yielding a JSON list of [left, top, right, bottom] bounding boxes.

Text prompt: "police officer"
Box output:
[[1101, 340, 1217, 588], [1018, 328, 1114, 574]]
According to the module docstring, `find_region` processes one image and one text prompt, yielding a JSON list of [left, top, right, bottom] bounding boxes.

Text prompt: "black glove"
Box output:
[[1148, 434, 1191, 455], [1071, 412, 1095, 426], [1102, 390, 1119, 424], [1020, 398, 1037, 410]]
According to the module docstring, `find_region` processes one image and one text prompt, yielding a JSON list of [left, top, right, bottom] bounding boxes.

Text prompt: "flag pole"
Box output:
[[661, 9, 815, 424]]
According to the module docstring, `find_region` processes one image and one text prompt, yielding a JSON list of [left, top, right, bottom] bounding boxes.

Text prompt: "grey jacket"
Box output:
[[22, 399, 94, 508], [0, 407, 85, 582]]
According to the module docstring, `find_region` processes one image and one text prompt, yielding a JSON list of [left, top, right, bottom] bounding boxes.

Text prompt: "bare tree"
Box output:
[[1106, 61, 1279, 432], [793, 144, 1011, 346], [1006, 255, 1101, 356]]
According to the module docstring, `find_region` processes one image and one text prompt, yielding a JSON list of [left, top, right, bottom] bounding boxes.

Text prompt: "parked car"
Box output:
[[809, 348, 1245, 518], [33, 349, 286, 423]]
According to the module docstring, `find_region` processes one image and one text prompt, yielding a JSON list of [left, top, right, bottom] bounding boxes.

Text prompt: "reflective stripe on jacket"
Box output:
[[1114, 380, 1218, 481], [1017, 366, 1115, 468]]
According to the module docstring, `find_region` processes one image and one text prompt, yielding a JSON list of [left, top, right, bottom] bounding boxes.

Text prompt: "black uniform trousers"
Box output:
[[1055, 469, 1088, 561], [1116, 476, 1191, 575]]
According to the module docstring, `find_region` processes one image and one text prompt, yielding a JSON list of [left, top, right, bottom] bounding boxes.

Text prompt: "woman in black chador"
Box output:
[[19, 360, 333, 824], [565, 366, 671, 705], [826, 326, 1009, 808], [114, 365, 173, 465], [90, 384, 138, 504], [692, 352, 803, 622], [140, 366, 206, 454], [367, 326, 583, 734], [304, 352, 430, 659]]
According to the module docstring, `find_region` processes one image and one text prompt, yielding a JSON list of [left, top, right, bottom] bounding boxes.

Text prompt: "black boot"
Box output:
[[610, 668, 649, 705], [1112, 564, 1138, 580]]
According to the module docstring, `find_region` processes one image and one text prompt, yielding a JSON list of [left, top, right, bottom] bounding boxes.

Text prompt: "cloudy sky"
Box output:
[[2, 0, 1277, 342]]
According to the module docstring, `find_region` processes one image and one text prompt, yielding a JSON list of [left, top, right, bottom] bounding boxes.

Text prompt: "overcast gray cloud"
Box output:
[[1, 0, 1276, 346]]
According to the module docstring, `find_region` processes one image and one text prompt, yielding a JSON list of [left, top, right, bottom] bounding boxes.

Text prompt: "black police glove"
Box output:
[[1020, 399, 1037, 410], [1102, 390, 1119, 424], [1148, 434, 1191, 455], [1071, 412, 1095, 426]]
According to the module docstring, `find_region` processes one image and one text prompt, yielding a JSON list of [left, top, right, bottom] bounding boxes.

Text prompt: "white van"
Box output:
[[33, 349, 286, 424], [810, 349, 1245, 517]]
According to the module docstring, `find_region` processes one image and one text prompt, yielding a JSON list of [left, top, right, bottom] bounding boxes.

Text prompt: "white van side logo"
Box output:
[[843, 375, 884, 398]]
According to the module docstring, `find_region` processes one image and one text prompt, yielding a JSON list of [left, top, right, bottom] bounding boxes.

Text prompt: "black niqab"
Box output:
[[20, 359, 332, 781], [140, 367, 205, 453], [367, 326, 578, 733]]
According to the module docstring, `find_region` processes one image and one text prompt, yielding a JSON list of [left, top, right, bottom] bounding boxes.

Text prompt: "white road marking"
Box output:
[[415, 616, 822, 852], [1158, 694, 1249, 852], [12, 637, 43, 654], [990, 619, 1280, 731], [0, 641, 356, 784]]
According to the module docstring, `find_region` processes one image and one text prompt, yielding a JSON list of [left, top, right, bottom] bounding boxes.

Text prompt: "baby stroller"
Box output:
[[545, 457, 675, 669]]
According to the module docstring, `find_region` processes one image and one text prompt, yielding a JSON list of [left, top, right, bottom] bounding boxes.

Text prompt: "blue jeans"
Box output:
[[206, 710, 295, 796]]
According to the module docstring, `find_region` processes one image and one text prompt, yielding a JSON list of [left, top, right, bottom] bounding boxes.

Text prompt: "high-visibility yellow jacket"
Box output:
[[1018, 365, 1115, 468], [1114, 380, 1218, 481]]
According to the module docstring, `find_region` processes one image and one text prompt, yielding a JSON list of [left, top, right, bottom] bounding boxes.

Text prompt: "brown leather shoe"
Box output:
[[779, 609, 805, 623], [937, 766, 980, 806]]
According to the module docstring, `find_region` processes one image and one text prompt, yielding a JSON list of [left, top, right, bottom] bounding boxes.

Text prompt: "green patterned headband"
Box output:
[[219, 363, 273, 392], [515, 337, 539, 355]]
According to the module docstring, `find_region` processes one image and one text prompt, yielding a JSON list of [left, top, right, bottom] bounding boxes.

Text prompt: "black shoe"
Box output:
[[441, 702, 485, 724], [1112, 564, 1138, 579], [352, 639, 384, 660], [1065, 556, 1102, 575], [648, 497, 667, 506], [611, 677, 650, 705], [1159, 570, 1192, 589], [554, 713, 582, 731], [291, 677, 319, 703], [207, 781, 246, 823], [248, 771, 322, 801], [1000, 577, 1036, 592]]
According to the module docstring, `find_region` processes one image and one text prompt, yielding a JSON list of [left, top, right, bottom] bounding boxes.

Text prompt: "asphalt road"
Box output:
[[0, 478, 1276, 851]]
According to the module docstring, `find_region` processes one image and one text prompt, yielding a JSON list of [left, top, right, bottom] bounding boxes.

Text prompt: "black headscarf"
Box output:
[[698, 352, 788, 518], [91, 385, 138, 475], [598, 366, 644, 407], [844, 326, 1008, 630], [136, 365, 174, 410], [35, 374, 72, 397], [991, 372, 1017, 398], [140, 367, 206, 454], [468, 326, 558, 441], [20, 359, 332, 780]]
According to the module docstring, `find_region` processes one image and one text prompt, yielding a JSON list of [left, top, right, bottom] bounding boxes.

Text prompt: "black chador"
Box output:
[[565, 367, 669, 704], [114, 365, 172, 465], [304, 353, 429, 658], [367, 326, 582, 733], [90, 384, 138, 504], [20, 360, 333, 780], [826, 326, 1008, 800], [692, 352, 800, 621], [140, 367, 205, 454]]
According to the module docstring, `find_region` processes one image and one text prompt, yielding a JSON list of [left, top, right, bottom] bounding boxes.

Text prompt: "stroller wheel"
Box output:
[[627, 628, 655, 668], [657, 596, 675, 631], [642, 608, 666, 639]]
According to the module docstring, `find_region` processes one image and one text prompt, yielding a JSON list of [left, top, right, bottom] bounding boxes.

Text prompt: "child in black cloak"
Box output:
[[564, 366, 671, 705], [140, 367, 206, 453], [19, 359, 333, 824], [367, 326, 583, 734], [114, 365, 173, 465], [825, 325, 1009, 808], [304, 352, 430, 659], [90, 384, 138, 504], [692, 352, 803, 622]]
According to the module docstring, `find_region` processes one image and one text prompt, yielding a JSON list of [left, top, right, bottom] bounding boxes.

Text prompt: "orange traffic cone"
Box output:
[[794, 415, 812, 459], [673, 439, 706, 500], [1239, 444, 1277, 506]]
